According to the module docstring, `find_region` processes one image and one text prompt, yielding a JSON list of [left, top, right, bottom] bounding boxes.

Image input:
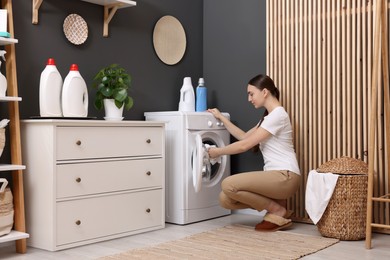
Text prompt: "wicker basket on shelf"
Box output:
[[316, 156, 368, 240]]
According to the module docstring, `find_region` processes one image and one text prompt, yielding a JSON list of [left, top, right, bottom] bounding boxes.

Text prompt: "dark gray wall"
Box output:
[[203, 0, 267, 173], [1, 0, 267, 176], [13, 0, 203, 119]]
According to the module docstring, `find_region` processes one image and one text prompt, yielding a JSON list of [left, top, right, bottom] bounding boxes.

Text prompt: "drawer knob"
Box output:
[[146, 171, 151, 176], [76, 140, 82, 146], [146, 208, 151, 213], [76, 177, 81, 183], [146, 139, 151, 144], [75, 220, 81, 225]]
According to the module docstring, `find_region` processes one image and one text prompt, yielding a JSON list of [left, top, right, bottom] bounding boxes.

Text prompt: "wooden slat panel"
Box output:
[[267, 0, 390, 225], [342, 0, 347, 156], [283, 0, 286, 95], [384, 0, 390, 226], [352, 0, 357, 158], [336, 0, 342, 158], [348, 0, 353, 157], [327, 0, 332, 161], [286, 0, 291, 114], [332, 0, 338, 158], [278, 0, 282, 86], [266, 0, 270, 76], [357, 0, 363, 160]]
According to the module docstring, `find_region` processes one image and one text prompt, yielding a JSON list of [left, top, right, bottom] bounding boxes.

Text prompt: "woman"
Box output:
[[207, 74, 301, 232]]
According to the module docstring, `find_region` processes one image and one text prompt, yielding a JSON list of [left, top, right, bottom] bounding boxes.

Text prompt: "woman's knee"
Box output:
[[219, 192, 230, 209], [221, 176, 237, 194]]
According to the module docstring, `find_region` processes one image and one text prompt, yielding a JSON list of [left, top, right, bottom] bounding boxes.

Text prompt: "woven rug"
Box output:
[[99, 225, 339, 260]]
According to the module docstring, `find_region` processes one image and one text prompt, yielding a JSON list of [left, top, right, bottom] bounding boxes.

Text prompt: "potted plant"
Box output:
[[92, 64, 134, 120]]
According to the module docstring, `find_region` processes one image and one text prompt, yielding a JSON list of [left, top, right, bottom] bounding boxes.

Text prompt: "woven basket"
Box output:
[[316, 156, 368, 240], [0, 178, 14, 236]]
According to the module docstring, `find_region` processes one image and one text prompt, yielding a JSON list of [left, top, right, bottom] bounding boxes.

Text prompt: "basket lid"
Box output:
[[317, 156, 368, 175]]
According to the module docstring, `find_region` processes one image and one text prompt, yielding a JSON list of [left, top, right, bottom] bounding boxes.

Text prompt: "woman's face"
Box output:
[[247, 84, 266, 109]]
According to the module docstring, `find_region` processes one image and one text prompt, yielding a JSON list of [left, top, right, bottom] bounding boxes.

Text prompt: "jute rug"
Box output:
[[99, 225, 339, 260]]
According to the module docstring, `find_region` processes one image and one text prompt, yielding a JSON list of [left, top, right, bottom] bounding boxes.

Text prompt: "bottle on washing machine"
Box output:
[[178, 77, 195, 112], [195, 78, 207, 112]]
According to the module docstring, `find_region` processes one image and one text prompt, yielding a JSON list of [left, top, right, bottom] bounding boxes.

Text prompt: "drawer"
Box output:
[[56, 189, 163, 246], [56, 126, 163, 160], [56, 158, 164, 199]]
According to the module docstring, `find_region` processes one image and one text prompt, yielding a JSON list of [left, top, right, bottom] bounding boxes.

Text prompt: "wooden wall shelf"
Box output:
[[32, 0, 137, 37]]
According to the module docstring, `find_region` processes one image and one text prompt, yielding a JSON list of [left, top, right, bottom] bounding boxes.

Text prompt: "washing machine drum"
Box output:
[[193, 134, 221, 193]]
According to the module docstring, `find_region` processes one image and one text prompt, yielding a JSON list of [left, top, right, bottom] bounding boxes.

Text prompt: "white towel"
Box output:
[[305, 169, 339, 224], [204, 144, 222, 165]]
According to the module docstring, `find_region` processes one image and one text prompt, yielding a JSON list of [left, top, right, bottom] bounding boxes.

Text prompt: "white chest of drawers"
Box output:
[[21, 120, 165, 251]]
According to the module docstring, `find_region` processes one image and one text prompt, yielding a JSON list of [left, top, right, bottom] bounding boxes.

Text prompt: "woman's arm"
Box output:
[[208, 108, 257, 140], [208, 126, 271, 158]]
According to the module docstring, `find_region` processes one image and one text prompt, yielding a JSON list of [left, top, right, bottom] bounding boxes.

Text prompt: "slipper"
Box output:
[[255, 213, 292, 232]]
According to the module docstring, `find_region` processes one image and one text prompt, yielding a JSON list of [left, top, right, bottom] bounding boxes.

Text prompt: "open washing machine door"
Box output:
[[192, 134, 211, 192]]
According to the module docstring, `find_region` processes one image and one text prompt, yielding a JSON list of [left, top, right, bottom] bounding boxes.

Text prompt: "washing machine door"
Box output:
[[192, 134, 211, 192]]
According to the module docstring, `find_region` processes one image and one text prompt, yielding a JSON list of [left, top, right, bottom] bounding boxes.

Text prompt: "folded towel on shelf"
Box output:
[[305, 169, 339, 224], [204, 144, 222, 165]]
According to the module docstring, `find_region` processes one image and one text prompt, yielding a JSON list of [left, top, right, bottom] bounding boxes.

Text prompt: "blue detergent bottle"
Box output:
[[196, 78, 207, 112]]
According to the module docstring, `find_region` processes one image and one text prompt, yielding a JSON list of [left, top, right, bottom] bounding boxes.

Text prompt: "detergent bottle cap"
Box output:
[[183, 77, 192, 86], [46, 58, 56, 65], [69, 64, 79, 71], [198, 78, 205, 85]]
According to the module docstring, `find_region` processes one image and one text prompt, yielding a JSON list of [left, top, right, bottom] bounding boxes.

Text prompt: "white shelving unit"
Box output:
[[0, 231, 29, 244], [0, 37, 18, 45], [0, 40, 28, 249], [0, 55, 29, 251], [0, 96, 22, 102], [0, 164, 26, 171], [32, 0, 137, 37], [0, 0, 29, 253]]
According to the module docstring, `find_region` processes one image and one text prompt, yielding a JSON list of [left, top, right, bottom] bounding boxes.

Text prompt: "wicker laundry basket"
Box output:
[[316, 156, 368, 240]]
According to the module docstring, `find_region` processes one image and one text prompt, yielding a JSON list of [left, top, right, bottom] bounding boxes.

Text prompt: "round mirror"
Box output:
[[153, 16, 186, 65]]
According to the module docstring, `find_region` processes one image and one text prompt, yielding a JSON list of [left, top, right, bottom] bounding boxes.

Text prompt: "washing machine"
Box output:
[[144, 111, 231, 224]]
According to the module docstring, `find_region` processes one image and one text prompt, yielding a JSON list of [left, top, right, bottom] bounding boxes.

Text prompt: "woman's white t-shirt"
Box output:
[[259, 106, 300, 175]]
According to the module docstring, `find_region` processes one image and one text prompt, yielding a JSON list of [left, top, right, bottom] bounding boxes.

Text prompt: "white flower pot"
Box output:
[[103, 99, 124, 121]]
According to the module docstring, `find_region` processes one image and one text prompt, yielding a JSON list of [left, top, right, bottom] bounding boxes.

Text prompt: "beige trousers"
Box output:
[[219, 170, 301, 211]]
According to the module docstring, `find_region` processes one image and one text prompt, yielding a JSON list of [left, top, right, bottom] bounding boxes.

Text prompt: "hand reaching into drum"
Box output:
[[207, 147, 220, 159]]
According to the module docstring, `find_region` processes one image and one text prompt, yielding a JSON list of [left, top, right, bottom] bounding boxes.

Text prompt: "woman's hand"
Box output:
[[208, 147, 220, 159], [207, 108, 223, 120]]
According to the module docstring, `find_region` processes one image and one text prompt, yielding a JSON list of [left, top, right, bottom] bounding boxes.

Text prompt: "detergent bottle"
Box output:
[[178, 77, 195, 112], [195, 78, 207, 112], [0, 51, 7, 97], [62, 64, 88, 117], [39, 58, 63, 117]]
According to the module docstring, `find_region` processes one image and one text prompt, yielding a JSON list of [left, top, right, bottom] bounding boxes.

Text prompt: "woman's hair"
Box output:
[[248, 74, 280, 101], [248, 74, 279, 153]]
